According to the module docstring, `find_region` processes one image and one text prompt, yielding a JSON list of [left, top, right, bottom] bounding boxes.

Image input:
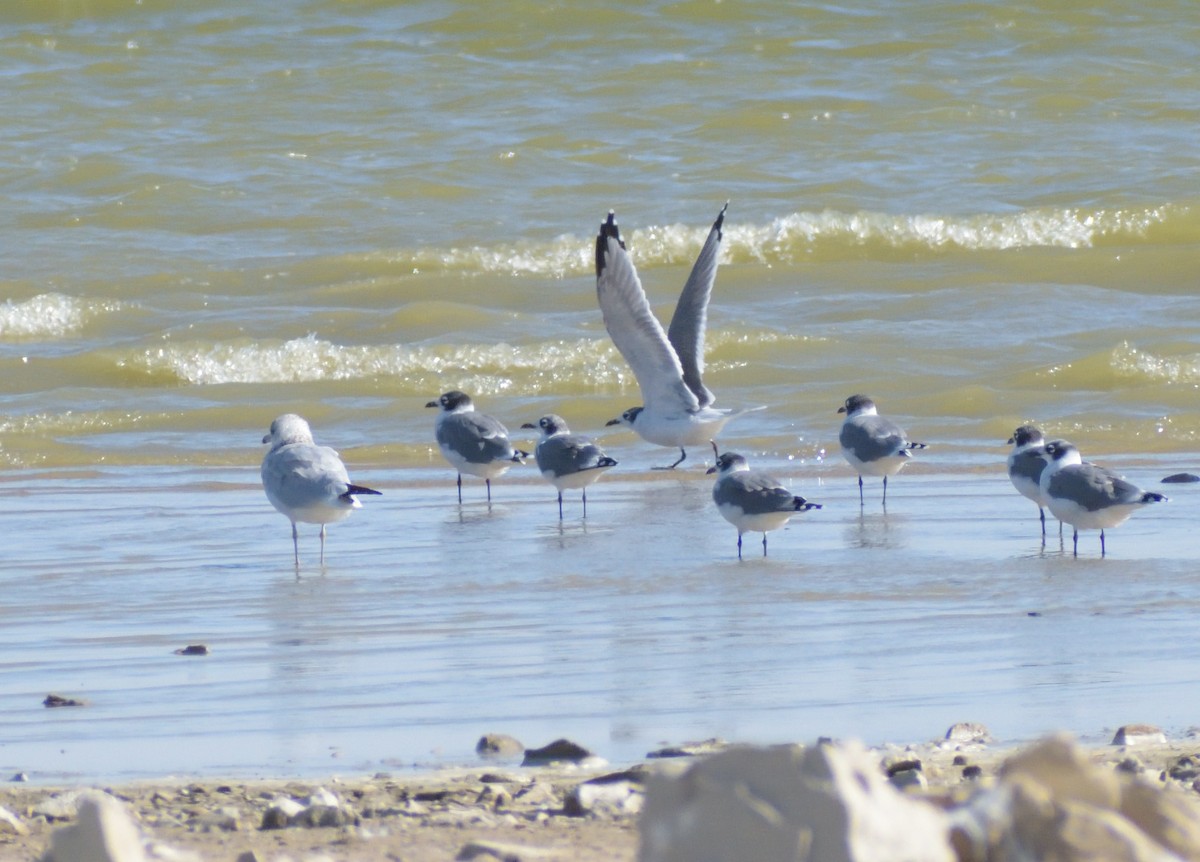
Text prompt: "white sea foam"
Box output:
[[1112, 341, 1200, 385], [130, 329, 813, 389], [368, 204, 1184, 278], [128, 333, 623, 390], [0, 293, 113, 339]]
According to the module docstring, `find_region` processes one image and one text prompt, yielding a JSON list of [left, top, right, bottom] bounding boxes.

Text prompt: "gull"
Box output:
[[1007, 424, 1055, 535], [596, 206, 764, 469], [521, 414, 618, 518], [261, 413, 381, 566], [708, 449, 822, 559], [837, 394, 926, 505], [426, 390, 527, 502], [1038, 439, 1167, 556]]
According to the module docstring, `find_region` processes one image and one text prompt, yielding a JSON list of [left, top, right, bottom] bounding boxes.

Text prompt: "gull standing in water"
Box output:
[[708, 449, 822, 559], [261, 414, 381, 567], [1038, 439, 1167, 556], [837, 394, 926, 505], [596, 206, 764, 469], [1007, 424, 1055, 535], [426, 390, 527, 502], [521, 414, 618, 518]]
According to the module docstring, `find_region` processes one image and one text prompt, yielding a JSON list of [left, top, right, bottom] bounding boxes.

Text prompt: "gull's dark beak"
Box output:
[[1006, 436, 1015, 445], [705, 466, 717, 475], [605, 417, 621, 426], [425, 400, 438, 408], [261, 434, 271, 444], [836, 406, 847, 414], [521, 422, 536, 429]]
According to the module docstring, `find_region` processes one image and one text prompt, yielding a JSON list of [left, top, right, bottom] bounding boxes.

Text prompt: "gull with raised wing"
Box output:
[[426, 390, 527, 502], [837, 394, 926, 505], [596, 206, 764, 469], [1037, 439, 1167, 556], [261, 413, 381, 567], [708, 450, 822, 559], [521, 414, 618, 518]]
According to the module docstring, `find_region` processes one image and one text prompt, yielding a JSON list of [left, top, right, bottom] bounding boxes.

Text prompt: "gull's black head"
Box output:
[[838, 394, 875, 415], [605, 406, 642, 427], [1008, 425, 1045, 447], [1042, 439, 1078, 462], [706, 451, 747, 475], [427, 390, 472, 412]]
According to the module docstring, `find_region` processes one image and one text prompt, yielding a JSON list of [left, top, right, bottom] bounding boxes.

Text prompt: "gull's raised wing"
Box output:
[[667, 203, 726, 409], [595, 212, 700, 414]]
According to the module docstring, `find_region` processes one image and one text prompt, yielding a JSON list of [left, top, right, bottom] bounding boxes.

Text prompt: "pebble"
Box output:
[[945, 722, 991, 744], [173, 644, 209, 656], [645, 738, 729, 759], [476, 733, 525, 758], [521, 738, 597, 766], [456, 838, 566, 861], [43, 693, 86, 708], [1112, 723, 1168, 746], [1161, 472, 1200, 483]]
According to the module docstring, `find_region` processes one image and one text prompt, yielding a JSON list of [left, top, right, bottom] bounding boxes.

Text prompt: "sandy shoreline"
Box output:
[[5, 729, 1200, 861]]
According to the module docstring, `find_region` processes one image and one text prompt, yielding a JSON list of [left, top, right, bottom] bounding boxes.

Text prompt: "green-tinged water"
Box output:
[[3, 0, 1200, 781]]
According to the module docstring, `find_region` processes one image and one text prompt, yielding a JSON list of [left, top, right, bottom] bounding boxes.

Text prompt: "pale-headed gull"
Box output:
[[261, 413, 380, 566]]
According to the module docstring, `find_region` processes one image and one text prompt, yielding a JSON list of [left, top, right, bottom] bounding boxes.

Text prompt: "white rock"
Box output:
[[34, 790, 88, 821], [0, 804, 29, 836], [638, 740, 955, 862], [306, 787, 341, 808], [565, 779, 643, 816], [48, 792, 147, 862]]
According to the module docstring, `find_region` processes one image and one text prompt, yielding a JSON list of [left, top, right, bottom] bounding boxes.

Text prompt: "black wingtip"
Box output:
[[714, 202, 728, 238], [595, 210, 624, 278], [512, 450, 531, 463], [908, 441, 928, 450], [1143, 492, 1169, 504], [597, 456, 618, 469]]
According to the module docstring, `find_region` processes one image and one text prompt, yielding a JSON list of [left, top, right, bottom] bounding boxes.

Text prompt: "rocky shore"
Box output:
[[4, 726, 1200, 861]]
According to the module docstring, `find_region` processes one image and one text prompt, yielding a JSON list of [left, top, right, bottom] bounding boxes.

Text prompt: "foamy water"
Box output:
[[3, 0, 1200, 781]]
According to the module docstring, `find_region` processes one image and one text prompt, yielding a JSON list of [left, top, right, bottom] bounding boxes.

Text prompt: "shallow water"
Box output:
[[4, 460, 1198, 783], [3, 0, 1200, 782]]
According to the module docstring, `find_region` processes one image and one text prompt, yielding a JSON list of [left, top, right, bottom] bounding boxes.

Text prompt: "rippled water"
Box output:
[[3, 0, 1200, 782]]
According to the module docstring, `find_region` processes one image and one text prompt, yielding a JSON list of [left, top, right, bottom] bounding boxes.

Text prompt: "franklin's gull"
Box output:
[[596, 206, 764, 469], [837, 394, 926, 505], [1038, 439, 1167, 556], [708, 450, 821, 559], [427, 390, 527, 502], [521, 414, 618, 518]]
